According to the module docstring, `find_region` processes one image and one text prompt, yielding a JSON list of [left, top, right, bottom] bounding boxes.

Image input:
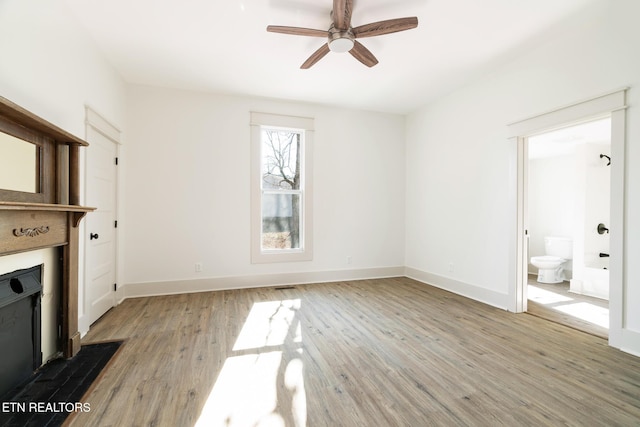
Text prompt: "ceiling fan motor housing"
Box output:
[[328, 25, 355, 53]]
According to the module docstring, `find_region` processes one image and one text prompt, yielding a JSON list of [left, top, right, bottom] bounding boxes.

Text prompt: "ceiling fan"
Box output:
[[267, 0, 418, 69]]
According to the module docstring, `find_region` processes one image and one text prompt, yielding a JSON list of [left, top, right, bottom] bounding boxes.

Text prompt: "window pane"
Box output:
[[262, 129, 301, 190], [262, 193, 301, 250]]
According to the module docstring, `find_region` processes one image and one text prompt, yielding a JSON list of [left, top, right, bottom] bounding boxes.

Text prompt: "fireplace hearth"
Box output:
[[0, 265, 43, 397]]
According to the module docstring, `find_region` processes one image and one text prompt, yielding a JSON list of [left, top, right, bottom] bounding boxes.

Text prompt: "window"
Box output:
[[250, 112, 313, 263]]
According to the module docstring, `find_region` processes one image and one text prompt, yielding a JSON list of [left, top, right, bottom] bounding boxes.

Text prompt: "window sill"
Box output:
[[251, 249, 313, 264]]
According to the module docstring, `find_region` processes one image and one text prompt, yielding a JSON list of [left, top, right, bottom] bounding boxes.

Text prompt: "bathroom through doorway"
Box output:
[[525, 118, 611, 338], [507, 88, 627, 348]]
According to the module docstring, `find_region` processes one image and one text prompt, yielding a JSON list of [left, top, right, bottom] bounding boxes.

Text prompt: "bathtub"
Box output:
[[570, 260, 609, 300]]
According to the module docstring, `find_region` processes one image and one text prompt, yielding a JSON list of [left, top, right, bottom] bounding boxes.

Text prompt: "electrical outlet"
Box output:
[[195, 262, 203, 272], [448, 262, 454, 272], [346, 256, 352, 265]]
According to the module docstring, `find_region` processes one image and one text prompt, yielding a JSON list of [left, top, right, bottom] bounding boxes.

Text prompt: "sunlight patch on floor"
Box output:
[[233, 299, 302, 351], [553, 302, 609, 329], [528, 285, 573, 304], [195, 351, 284, 427], [196, 299, 306, 427], [529, 285, 609, 330]]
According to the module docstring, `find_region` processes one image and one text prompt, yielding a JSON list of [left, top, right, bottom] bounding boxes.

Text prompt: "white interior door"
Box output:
[[85, 119, 118, 324]]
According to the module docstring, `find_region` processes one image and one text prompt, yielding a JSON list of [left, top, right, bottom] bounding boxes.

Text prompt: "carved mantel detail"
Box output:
[[13, 226, 50, 237]]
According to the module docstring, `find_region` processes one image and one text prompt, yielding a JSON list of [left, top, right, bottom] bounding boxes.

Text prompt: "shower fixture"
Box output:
[[600, 154, 611, 166]]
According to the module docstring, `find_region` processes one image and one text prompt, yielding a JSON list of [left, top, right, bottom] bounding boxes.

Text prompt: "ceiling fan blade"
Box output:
[[352, 17, 418, 38], [349, 41, 378, 67], [301, 43, 331, 69], [267, 25, 328, 37], [333, 0, 353, 30]]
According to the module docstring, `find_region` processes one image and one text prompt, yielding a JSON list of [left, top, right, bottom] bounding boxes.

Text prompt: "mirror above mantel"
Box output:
[[0, 126, 39, 193], [0, 95, 89, 206]]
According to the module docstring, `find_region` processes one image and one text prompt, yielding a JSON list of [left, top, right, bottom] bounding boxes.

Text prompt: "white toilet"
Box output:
[[531, 236, 573, 284]]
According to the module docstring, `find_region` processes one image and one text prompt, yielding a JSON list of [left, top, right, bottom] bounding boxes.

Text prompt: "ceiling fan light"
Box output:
[[328, 37, 354, 53]]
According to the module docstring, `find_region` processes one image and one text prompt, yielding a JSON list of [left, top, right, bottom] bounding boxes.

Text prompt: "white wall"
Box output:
[[405, 0, 640, 353], [122, 86, 405, 295], [0, 0, 126, 137], [0, 0, 126, 354]]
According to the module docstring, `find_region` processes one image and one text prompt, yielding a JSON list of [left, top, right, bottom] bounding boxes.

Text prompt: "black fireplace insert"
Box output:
[[0, 265, 43, 398]]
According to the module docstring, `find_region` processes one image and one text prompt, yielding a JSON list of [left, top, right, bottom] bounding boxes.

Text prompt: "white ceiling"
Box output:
[[63, 0, 600, 115]]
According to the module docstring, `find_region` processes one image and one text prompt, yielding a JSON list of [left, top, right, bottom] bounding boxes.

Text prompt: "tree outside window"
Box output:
[[261, 128, 303, 251]]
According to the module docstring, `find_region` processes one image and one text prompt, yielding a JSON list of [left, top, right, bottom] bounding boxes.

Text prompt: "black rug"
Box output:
[[0, 341, 123, 427]]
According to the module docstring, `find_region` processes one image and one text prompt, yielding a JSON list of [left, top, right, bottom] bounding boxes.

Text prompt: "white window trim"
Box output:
[[250, 112, 314, 263]]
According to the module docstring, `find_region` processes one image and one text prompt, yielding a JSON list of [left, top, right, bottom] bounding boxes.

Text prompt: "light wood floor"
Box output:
[[527, 275, 609, 339], [70, 277, 640, 426]]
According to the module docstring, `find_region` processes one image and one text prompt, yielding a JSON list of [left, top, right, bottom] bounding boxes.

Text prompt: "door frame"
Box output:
[[507, 88, 627, 348], [79, 106, 121, 335]]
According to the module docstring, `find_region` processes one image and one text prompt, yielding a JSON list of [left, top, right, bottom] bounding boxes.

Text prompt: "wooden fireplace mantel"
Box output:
[[0, 96, 94, 358]]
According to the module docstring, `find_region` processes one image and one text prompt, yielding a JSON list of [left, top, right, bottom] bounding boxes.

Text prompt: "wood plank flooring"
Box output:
[[527, 276, 609, 339], [70, 277, 640, 426]]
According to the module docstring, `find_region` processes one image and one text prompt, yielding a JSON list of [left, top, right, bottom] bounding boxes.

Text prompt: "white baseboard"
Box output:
[[121, 266, 405, 299], [120, 266, 508, 309], [404, 267, 510, 310], [620, 328, 640, 357], [78, 314, 90, 338]]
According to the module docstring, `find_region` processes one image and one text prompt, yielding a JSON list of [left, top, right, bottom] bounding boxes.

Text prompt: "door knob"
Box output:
[[597, 223, 609, 234], [90, 232, 99, 240]]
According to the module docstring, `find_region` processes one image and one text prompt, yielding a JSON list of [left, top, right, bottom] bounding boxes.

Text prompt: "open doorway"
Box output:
[[507, 88, 627, 348], [526, 118, 611, 338]]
